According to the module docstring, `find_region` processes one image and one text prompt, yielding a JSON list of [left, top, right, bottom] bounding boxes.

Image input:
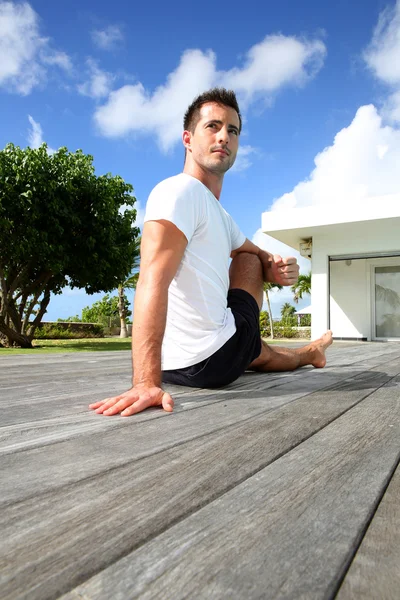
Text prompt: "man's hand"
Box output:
[[89, 385, 174, 417], [265, 254, 299, 286]]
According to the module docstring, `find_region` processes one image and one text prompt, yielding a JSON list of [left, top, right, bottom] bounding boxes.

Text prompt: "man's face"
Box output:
[[184, 102, 240, 174]]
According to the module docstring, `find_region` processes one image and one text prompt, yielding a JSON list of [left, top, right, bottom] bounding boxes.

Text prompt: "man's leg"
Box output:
[[229, 252, 332, 372]]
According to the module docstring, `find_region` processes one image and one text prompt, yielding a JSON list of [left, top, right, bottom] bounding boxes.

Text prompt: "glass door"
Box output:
[[374, 265, 400, 340]]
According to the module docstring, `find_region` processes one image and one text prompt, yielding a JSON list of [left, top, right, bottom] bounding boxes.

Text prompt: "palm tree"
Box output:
[[291, 272, 311, 303], [118, 236, 141, 338], [263, 282, 283, 339], [281, 302, 296, 319]]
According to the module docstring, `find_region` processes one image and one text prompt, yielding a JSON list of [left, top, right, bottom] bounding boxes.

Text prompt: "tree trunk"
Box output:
[[265, 290, 274, 340], [118, 285, 129, 338], [120, 317, 128, 338], [0, 282, 51, 348], [0, 323, 33, 348]]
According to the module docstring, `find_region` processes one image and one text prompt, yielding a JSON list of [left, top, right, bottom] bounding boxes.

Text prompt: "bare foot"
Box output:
[[309, 330, 333, 368]]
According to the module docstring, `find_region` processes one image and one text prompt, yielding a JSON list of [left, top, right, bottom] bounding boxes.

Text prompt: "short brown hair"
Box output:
[[183, 88, 242, 133]]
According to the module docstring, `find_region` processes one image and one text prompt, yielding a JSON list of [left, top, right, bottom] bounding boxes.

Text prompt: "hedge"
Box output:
[[262, 326, 311, 340], [34, 322, 105, 339]]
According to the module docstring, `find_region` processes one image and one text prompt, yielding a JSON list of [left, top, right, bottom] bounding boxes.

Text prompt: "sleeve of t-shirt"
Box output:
[[228, 213, 246, 252], [144, 178, 202, 244]]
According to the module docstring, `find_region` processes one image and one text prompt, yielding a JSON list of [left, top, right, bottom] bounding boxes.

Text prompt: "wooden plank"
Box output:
[[60, 377, 400, 600], [1, 364, 399, 600], [2, 344, 398, 456], [336, 460, 400, 599], [2, 339, 398, 429], [0, 351, 349, 438], [3, 356, 398, 499]]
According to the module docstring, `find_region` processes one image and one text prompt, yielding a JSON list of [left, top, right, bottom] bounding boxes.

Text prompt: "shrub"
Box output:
[[273, 326, 311, 340], [34, 322, 104, 339], [259, 310, 270, 337], [279, 315, 297, 327], [273, 326, 298, 339]]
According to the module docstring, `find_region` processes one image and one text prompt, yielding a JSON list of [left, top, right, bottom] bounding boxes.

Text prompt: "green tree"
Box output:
[[263, 282, 283, 339], [280, 302, 296, 327], [57, 315, 81, 322], [81, 294, 131, 328], [0, 143, 139, 348], [281, 302, 296, 319], [291, 272, 311, 303], [118, 236, 141, 338]]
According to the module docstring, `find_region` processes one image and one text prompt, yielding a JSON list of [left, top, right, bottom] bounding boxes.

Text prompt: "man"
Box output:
[[90, 88, 332, 417]]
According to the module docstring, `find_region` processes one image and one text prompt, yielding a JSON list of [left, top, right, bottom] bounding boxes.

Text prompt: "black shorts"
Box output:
[[162, 289, 262, 388]]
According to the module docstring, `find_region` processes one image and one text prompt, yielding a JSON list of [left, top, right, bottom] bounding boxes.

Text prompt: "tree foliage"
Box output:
[[281, 302, 296, 318], [81, 294, 131, 327], [291, 272, 311, 303], [0, 143, 139, 347]]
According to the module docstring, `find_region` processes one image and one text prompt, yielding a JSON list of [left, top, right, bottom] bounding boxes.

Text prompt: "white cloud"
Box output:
[[271, 104, 400, 211], [27, 115, 55, 153], [78, 58, 114, 99], [364, 0, 400, 122], [364, 0, 400, 85], [27, 114, 43, 147], [230, 145, 257, 173], [42, 50, 72, 72], [94, 34, 326, 150], [95, 49, 217, 150], [268, 1, 400, 213], [91, 25, 123, 50], [221, 35, 326, 101], [0, 1, 72, 95]]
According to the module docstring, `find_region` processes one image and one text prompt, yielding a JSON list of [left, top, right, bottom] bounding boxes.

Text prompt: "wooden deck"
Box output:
[[1, 341, 399, 600]]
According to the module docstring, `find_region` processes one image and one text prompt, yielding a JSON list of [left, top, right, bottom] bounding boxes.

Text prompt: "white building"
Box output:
[[262, 196, 400, 342], [294, 305, 312, 326]]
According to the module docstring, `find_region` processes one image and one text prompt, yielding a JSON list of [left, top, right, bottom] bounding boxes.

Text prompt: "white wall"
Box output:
[[330, 260, 369, 338]]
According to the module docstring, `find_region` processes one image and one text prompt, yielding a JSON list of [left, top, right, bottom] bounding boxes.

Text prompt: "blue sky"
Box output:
[[1, 0, 400, 319]]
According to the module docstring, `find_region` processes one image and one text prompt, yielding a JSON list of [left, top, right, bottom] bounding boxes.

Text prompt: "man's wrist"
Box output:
[[258, 249, 273, 281], [133, 378, 161, 389]]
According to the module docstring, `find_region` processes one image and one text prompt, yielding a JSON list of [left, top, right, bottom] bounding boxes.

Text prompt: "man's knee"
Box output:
[[230, 252, 262, 278], [229, 252, 263, 307]]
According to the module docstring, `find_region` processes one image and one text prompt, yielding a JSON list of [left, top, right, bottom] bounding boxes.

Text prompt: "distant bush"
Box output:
[[57, 315, 81, 323], [34, 322, 104, 339], [259, 310, 270, 337], [279, 315, 297, 327], [273, 326, 299, 339], [273, 326, 311, 340]]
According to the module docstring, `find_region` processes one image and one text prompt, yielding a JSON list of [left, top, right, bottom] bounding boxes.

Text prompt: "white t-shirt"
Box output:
[[144, 173, 246, 370]]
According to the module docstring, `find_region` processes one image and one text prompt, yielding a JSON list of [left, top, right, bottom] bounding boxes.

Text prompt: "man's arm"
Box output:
[[89, 219, 188, 416], [231, 238, 299, 286]]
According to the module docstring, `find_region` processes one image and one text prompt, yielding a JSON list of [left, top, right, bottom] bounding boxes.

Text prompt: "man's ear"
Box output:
[[182, 130, 191, 151]]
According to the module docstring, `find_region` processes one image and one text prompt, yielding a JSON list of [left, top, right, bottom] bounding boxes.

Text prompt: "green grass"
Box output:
[[0, 336, 309, 356], [0, 337, 132, 354]]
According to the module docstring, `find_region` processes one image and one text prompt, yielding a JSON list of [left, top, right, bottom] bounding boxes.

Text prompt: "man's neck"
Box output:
[[183, 163, 224, 200]]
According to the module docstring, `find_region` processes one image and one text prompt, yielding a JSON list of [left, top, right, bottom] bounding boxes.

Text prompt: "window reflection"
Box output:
[[375, 266, 400, 338]]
